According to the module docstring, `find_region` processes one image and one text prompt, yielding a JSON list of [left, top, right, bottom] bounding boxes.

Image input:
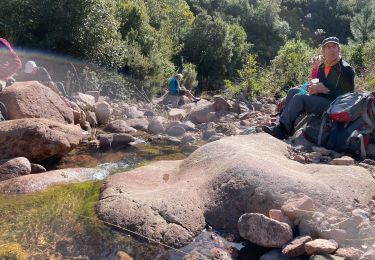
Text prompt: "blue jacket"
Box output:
[[168, 76, 180, 95]]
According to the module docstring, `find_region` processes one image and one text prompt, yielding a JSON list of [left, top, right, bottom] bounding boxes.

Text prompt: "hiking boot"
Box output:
[[192, 97, 201, 103], [262, 124, 288, 140]]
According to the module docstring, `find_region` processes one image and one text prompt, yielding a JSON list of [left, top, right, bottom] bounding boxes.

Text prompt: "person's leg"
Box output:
[[282, 87, 300, 110], [279, 94, 332, 133]]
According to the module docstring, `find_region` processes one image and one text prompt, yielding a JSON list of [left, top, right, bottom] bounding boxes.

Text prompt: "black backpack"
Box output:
[[303, 92, 375, 159]]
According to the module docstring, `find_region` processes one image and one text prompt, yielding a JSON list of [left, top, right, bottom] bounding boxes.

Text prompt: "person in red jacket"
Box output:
[[0, 38, 22, 91]]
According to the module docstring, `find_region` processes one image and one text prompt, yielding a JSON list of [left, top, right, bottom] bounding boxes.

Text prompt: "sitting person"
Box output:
[[0, 38, 22, 91], [17, 60, 66, 96], [168, 73, 200, 102], [263, 37, 355, 140]]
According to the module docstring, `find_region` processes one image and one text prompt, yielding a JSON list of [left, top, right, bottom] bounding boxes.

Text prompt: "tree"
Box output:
[[351, 3, 375, 43], [183, 13, 249, 89]]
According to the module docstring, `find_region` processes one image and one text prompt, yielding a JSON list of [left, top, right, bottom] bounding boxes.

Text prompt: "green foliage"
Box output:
[[280, 0, 356, 45], [351, 2, 375, 43], [181, 63, 198, 90], [225, 54, 263, 100], [183, 13, 249, 89], [269, 39, 314, 93]]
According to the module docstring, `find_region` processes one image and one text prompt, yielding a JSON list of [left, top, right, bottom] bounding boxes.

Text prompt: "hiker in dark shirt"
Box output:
[[18, 60, 66, 96], [263, 37, 355, 140]]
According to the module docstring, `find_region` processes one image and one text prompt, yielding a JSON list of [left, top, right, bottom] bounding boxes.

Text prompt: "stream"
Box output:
[[0, 140, 251, 259]]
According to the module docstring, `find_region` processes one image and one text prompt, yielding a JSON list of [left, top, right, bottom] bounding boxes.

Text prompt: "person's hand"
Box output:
[[308, 82, 330, 95]]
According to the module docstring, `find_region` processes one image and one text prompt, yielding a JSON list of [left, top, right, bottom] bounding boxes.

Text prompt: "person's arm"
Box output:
[[0, 38, 22, 80], [326, 65, 355, 99]]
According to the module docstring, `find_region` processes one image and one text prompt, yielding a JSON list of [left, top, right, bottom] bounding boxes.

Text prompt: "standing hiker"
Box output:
[[263, 37, 355, 140]]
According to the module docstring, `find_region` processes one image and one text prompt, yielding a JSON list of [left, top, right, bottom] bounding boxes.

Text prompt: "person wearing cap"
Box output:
[[0, 38, 22, 91], [17, 60, 66, 96], [263, 36, 355, 140], [168, 73, 200, 102]]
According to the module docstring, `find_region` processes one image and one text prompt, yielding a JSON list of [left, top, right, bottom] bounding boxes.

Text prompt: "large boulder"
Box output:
[[0, 168, 98, 194], [0, 118, 82, 161], [0, 157, 31, 181], [96, 134, 375, 247], [0, 81, 74, 124]]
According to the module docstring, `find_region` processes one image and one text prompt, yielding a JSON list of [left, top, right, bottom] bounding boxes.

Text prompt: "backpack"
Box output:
[[303, 92, 375, 160]]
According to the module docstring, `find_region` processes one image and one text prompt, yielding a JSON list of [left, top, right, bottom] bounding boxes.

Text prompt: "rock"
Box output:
[[96, 134, 375, 248], [181, 134, 196, 144], [144, 110, 156, 117], [86, 90, 100, 102], [320, 229, 349, 246], [30, 163, 46, 174], [168, 108, 187, 121], [125, 106, 143, 119], [125, 118, 149, 131], [210, 248, 231, 260], [238, 213, 293, 248], [309, 255, 344, 260], [0, 81, 74, 124], [260, 249, 299, 260], [147, 117, 166, 134], [281, 193, 315, 220], [166, 126, 186, 137], [335, 247, 364, 260], [104, 120, 137, 133], [187, 101, 217, 124], [269, 209, 292, 226], [95, 101, 112, 125], [330, 156, 355, 166], [86, 111, 97, 127], [116, 251, 133, 260], [98, 134, 135, 149], [304, 239, 338, 255], [149, 135, 181, 146], [282, 236, 312, 257], [72, 92, 96, 110], [0, 168, 99, 194], [360, 249, 375, 260], [213, 96, 230, 112], [0, 157, 31, 181], [0, 119, 82, 161]]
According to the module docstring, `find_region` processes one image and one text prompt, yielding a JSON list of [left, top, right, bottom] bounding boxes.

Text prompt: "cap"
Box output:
[[321, 37, 339, 47], [24, 60, 37, 73], [175, 73, 183, 79]]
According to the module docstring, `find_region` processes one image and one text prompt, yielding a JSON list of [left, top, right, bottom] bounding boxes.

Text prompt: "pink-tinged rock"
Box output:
[[0, 157, 31, 181], [95, 101, 112, 125], [0, 81, 74, 124], [86, 91, 100, 102], [30, 163, 46, 174], [360, 249, 375, 260], [335, 247, 363, 260], [168, 108, 187, 121], [125, 118, 149, 131], [213, 96, 230, 112], [304, 239, 338, 255], [147, 117, 166, 134], [282, 236, 312, 257], [0, 118, 82, 161], [72, 92, 95, 110], [281, 193, 315, 220], [104, 120, 136, 133], [238, 213, 293, 248], [0, 168, 98, 194], [269, 209, 292, 226], [330, 156, 355, 166]]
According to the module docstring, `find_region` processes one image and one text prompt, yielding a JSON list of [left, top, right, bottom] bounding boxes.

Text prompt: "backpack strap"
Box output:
[[361, 95, 375, 128], [317, 113, 328, 146], [346, 130, 367, 160]]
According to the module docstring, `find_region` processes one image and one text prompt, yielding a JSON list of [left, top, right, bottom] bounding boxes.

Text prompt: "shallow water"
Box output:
[[0, 143, 240, 259]]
